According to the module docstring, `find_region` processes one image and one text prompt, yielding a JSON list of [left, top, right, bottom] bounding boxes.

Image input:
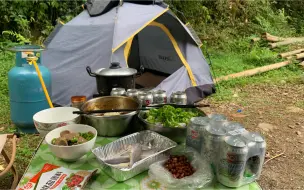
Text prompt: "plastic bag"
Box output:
[[18, 163, 98, 190], [148, 147, 213, 189]]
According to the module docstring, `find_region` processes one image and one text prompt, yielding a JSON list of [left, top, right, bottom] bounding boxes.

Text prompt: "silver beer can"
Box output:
[[111, 88, 126, 96], [137, 92, 153, 106], [170, 91, 187, 105], [242, 132, 266, 180], [209, 114, 227, 121], [186, 117, 209, 153], [126, 89, 139, 99], [224, 122, 247, 136], [202, 122, 226, 173], [217, 135, 248, 187], [153, 90, 167, 104]]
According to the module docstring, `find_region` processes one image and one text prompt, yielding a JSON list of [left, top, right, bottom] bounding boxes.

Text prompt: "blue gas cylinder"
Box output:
[[8, 45, 52, 133]]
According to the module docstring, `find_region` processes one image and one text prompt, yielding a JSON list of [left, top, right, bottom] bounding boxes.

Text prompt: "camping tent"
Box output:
[[42, 1, 215, 106]]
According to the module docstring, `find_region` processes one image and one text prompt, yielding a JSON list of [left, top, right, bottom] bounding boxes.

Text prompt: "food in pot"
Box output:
[[103, 141, 159, 169], [51, 130, 95, 146], [145, 105, 199, 128], [164, 155, 195, 179]]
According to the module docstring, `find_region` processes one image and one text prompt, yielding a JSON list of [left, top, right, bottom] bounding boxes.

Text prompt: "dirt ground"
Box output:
[[1, 82, 303, 189], [201, 81, 304, 190]]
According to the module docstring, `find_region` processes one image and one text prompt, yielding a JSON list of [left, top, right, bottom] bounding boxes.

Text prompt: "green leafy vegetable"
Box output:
[[51, 138, 56, 144], [146, 105, 199, 128], [79, 132, 94, 141]]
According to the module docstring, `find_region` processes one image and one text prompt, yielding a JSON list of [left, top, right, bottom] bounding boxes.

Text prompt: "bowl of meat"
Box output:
[[45, 124, 97, 161]]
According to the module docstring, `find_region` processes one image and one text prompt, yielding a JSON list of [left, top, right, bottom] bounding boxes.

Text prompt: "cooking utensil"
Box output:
[[73, 104, 210, 115], [137, 109, 206, 143], [86, 62, 138, 96], [80, 96, 141, 137], [92, 130, 177, 182]]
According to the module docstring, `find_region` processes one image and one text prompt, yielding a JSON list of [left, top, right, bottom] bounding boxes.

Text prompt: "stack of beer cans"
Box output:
[[186, 114, 266, 188]]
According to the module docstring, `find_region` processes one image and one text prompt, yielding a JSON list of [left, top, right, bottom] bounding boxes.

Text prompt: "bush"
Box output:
[[0, 0, 84, 44], [166, 0, 298, 49]]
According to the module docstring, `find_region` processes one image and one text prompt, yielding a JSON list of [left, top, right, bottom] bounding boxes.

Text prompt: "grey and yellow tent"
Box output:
[[42, 1, 215, 106]]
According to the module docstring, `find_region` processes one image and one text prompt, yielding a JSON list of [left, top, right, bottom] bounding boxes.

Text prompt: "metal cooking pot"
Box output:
[[86, 62, 138, 96], [81, 96, 141, 137]]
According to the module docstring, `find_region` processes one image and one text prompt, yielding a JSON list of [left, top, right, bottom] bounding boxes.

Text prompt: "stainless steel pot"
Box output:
[[137, 109, 206, 143], [86, 62, 138, 96], [81, 96, 141, 137]]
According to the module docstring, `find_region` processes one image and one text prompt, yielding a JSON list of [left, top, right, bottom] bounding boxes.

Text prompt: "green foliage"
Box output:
[[2, 31, 30, 43], [0, 0, 84, 44], [166, 0, 299, 49]]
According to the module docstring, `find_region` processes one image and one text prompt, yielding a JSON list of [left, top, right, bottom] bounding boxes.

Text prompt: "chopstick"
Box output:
[[144, 104, 210, 108], [73, 108, 151, 115], [73, 104, 210, 115]]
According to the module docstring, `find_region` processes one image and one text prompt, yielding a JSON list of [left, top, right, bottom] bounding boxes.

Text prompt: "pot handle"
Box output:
[[86, 66, 96, 77], [135, 65, 145, 78]]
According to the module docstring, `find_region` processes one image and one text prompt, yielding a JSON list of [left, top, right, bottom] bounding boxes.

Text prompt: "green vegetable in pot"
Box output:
[[146, 105, 199, 128]]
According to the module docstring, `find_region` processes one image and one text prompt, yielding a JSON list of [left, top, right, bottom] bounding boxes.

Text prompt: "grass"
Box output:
[[295, 100, 304, 109], [203, 37, 304, 102], [0, 50, 42, 189]]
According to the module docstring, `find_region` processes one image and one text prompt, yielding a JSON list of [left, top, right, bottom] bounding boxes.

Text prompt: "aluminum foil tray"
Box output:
[[92, 130, 177, 182]]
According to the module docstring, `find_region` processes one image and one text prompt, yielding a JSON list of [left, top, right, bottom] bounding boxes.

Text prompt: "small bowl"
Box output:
[[45, 124, 97, 161], [33, 107, 81, 136]]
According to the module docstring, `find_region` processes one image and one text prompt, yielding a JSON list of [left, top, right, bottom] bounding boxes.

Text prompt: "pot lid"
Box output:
[[96, 62, 137, 77]]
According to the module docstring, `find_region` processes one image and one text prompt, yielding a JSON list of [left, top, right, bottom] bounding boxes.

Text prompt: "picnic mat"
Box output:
[[17, 137, 262, 190]]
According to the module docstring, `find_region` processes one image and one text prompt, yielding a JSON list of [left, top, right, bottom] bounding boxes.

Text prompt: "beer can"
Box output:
[[202, 123, 226, 173], [186, 117, 209, 153], [152, 90, 167, 104], [209, 114, 227, 121], [110, 88, 126, 96], [126, 89, 139, 100], [137, 92, 153, 106], [224, 122, 247, 136], [217, 135, 248, 187], [242, 132, 266, 179], [170, 91, 187, 105]]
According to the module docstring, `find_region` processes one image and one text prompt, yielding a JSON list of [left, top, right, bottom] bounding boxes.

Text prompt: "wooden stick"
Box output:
[[214, 60, 292, 83], [270, 37, 304, 48], [296, 52, 304, 59], [286, 56, 293, 60], [279, 48, 304, 58], [262, 32, 286, 42], [264, 151, 285, 165]]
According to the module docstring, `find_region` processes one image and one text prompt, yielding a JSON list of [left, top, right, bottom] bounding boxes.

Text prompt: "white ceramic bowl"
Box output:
[[45, 124, 97, 161], [33, 107, 81, 136]]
